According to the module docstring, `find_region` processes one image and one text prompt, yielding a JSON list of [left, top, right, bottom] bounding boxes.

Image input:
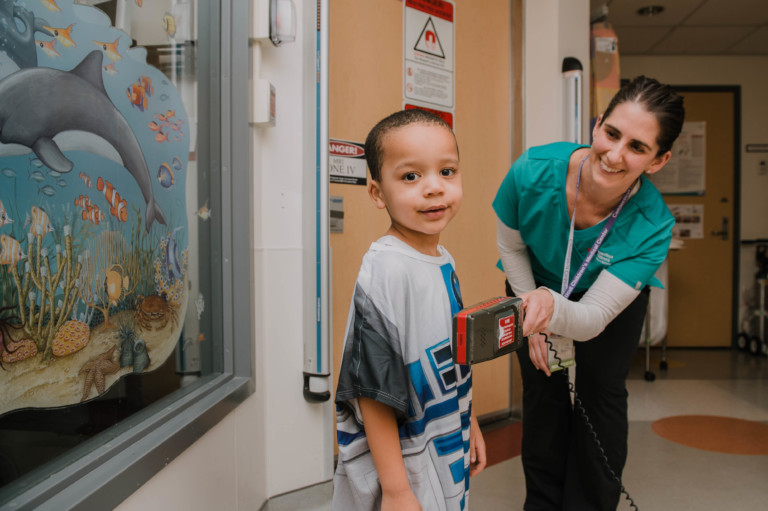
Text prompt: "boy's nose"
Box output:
[[423, 175, 444, 195]]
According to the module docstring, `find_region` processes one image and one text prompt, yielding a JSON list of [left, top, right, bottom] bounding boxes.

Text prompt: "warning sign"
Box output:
[[329, 139, 367, 186], [415, 18, 445, 58], [404, 0, 454, 109]]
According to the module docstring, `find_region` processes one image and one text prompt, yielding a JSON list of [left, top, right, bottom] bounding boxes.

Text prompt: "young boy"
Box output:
[[332, 109, 486, 511]]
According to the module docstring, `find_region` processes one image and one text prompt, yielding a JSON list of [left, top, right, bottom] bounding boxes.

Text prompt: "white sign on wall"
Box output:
[[403, 0, 455, 109]]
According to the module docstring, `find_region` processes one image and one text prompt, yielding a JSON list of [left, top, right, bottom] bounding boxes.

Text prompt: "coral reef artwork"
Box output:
[[0, 0, 190, 416]]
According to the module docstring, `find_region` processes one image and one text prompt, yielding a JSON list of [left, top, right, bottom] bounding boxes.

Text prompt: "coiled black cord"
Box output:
[[542, 333, 638, 511]]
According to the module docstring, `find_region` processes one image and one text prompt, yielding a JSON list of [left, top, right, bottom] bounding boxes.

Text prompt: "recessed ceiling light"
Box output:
[[637, 5, 665, 16]]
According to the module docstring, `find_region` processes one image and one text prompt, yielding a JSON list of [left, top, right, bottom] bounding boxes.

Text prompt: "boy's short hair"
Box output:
[[364, 109, 455, 182]]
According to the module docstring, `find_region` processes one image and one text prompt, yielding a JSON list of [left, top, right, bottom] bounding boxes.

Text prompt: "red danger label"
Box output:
[[406, 0, 454, 22], [498, 315, 516, 349], [329, 141, 364, 157]]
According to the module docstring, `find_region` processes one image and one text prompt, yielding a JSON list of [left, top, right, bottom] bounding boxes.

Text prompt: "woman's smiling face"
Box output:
[[589, 101, 671, 192]]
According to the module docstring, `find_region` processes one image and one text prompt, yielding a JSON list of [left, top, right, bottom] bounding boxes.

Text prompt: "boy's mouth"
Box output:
[[420, 205, 448, 218]]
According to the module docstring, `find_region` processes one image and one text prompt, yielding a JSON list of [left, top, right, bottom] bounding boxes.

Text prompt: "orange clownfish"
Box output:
[[96, 177, 128, 222]]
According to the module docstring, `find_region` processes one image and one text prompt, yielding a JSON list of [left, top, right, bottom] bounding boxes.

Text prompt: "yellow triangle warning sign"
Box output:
[[414, 17, 445, 58]]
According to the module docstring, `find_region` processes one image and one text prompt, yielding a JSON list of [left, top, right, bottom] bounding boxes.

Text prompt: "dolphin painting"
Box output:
[[0, 50, 166, 231]]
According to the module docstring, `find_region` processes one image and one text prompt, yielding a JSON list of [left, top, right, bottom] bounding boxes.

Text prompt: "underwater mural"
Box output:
[[0, 0, 190, 415]]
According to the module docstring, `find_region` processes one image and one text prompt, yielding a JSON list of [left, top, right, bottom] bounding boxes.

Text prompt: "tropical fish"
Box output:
[[134, 0, 143, 6], [104, 264, 129, 306], [43, 24, 76, 48], [28, 170, 45, 182], [154, 112, 168, 123], [94, 38, 121, 61], [172, 156, 183, 171], [148, 121, 162, 132], [126, 82, 148, 112], [140, 76, 153, 96], [171, 121, 184, 132], [102, 63, 118, 75], [79, 172, 92, 188], [195, 200, 211, 221], [25, 206, 53, 236], [36, 39, 60, 58], [96, 177, 128, 222], [164, 109, 176, 119], [40, 0, 60, 12], [0, 234, 25, 265], [162, 13, 177, 38], [38, 185, 56, 197], [155, 130, 169, 143], [157, 162, 174, 189], [0, 200, 13, 227], [197, 333, 205, 342], [164, 227, 183, 281], [74, 195, 92, 210], [82, 204, 105, 224], [1, 168, 16, 178]]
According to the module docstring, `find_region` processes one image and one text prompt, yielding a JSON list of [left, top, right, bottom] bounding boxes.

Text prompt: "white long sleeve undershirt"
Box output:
[[496, 217, 641, 341]]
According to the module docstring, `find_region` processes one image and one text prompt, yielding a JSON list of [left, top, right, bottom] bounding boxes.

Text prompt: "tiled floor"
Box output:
[[263, 348, 768, 510]]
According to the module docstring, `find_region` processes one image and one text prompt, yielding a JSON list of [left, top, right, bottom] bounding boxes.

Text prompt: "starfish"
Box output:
[[80, 345, 120, 402]]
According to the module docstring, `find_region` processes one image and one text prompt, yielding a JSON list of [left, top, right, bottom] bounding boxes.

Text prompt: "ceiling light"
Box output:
[[637, 5, 665, 16]]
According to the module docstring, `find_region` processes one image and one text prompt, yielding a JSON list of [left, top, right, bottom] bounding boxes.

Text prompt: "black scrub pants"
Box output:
[[509, 283, 649, 511]]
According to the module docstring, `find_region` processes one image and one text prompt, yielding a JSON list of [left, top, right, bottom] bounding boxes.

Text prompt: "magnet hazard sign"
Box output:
[[404, 0, 455, 109]]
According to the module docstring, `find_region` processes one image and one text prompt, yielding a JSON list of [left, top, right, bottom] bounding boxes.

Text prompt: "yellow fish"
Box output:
[[161, 13, 177, 38], [0, 200, 12, 227], [25, 206, 53, 237], [195, 200, 211, 221], [0, 234, 25, 266], [43, 24, 76, 48], [36, 39, 60, 58], [40, 0, 60, 12], [94, 37, 122, 61], [104, 264, 129, 306]]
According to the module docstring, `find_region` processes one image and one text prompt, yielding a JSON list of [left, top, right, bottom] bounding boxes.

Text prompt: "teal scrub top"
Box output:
[[493, 142, 674, 292]]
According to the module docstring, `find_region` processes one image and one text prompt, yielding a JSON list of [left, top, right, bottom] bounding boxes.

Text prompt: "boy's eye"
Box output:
[[403, 172, 419, 182], [440, 168, 456, 177]]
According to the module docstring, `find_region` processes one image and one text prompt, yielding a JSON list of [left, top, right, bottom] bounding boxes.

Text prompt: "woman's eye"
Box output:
[[606, 130, 619, 139], [440, 168, 455, 177], [403, 172, 418, 182]]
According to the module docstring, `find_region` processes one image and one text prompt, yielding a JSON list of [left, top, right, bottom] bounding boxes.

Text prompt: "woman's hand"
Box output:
[[520, 288, 555, 336], [469, 413, 487, 477], [527, 332, 552, 376], [520, 288, 555, 376]]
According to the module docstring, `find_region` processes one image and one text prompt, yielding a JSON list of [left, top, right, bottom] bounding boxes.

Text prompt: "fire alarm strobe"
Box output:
[[452, 297, 525, 365]]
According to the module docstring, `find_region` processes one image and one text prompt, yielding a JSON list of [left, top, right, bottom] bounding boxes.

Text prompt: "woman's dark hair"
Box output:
[[364, 109, 455, 181], [601, 75, 685, 156]]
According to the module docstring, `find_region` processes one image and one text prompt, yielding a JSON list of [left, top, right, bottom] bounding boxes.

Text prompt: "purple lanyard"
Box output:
[[561, 155, 633, 299]]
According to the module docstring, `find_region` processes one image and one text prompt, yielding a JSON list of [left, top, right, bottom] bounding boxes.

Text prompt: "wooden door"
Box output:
[[329, 0, 514, 419], [662, 89, 738, 347]]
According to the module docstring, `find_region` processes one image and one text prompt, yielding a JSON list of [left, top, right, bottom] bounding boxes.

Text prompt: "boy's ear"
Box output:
[[368, 180, 387, 209]]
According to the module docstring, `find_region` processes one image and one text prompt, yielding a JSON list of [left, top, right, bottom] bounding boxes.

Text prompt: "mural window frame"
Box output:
[[0, 0, 253, 509]]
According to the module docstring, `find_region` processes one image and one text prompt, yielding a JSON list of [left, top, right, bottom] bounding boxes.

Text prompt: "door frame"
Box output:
[[673, 85, 741, 347]]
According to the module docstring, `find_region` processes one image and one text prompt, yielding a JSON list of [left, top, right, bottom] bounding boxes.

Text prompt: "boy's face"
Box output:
[[368, 123, 462, 254]]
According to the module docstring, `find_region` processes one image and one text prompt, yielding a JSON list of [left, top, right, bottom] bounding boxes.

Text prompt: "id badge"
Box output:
[[547, 334, 575, 372]]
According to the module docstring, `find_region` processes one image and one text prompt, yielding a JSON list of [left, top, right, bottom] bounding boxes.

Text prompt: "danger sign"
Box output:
[[404, 0, 454, 109]]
